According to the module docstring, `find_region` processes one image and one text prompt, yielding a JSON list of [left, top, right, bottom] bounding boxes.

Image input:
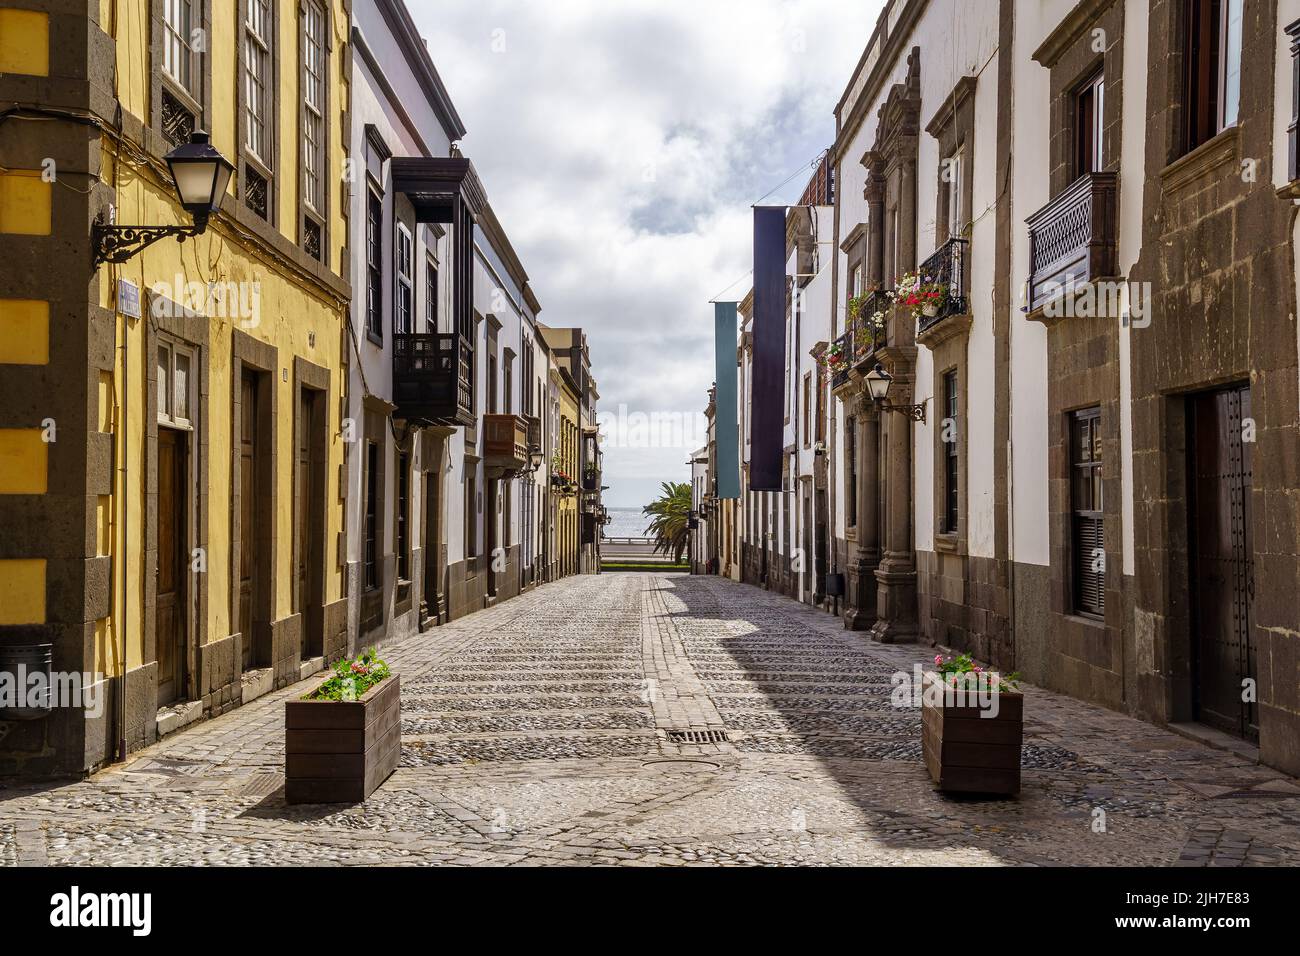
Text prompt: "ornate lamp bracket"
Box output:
[[93, 212, 206, 266], [881, 400, 927, 423]]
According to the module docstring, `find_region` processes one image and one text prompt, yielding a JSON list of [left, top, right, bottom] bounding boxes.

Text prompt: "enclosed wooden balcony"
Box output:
[[1025, 172, 1118, 314], [483, 413, 529, 474], [391, 332, 473, 427], [390, 156, 485, 428]]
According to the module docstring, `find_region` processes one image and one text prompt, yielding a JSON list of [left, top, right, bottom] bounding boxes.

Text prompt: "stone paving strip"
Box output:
[[1, 572, 1297, 866]]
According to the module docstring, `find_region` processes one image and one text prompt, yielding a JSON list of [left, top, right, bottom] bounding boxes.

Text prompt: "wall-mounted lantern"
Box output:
[[864, 362, 927, 423], [93, 130, 235, 266]]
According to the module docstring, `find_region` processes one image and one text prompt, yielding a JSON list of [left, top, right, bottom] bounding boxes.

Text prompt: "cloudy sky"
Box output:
[[414, 0, 883, 509]]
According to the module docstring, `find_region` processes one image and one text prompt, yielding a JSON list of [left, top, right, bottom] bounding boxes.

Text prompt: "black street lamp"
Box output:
[[526, 446, 545, 474], [93, 130, 235, 265], [864, 362, 927, 422]]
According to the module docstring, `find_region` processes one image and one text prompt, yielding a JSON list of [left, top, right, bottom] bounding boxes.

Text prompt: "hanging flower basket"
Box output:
[[894, 271, 949, 320]]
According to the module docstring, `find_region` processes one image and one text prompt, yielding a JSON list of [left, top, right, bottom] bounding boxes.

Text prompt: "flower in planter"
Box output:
[[310, 648, 391, 701], [933, 651, 1021, 691], [894, 272, 950, 319]]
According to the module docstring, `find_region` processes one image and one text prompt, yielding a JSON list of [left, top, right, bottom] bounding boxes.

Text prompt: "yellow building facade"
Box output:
[[0, 1, 350, 776], [554, 371, 581, 579]]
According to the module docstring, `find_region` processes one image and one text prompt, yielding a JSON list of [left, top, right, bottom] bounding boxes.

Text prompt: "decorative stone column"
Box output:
[[843, 395, 880, 629], [871, 347, 919, 643]]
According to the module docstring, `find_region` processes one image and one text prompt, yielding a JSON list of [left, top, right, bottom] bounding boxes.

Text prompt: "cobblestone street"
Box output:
[[2, 574, 1298, 866]]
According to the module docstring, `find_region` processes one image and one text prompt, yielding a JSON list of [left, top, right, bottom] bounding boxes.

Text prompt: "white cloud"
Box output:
[[412, 0, 883, 507]]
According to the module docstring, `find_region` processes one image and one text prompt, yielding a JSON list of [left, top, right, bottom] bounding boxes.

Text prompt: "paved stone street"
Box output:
[[2, 574, 1298, 866]]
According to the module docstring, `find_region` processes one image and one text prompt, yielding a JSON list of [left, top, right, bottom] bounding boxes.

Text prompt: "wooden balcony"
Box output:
[[483, 413, 529, 474], [391, 332, 474, 427], [916, 237, 970, 335], [1025, 172, 1118, 314]]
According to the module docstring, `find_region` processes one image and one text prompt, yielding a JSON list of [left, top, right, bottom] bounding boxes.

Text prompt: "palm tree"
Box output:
[[642, 481, 692, 564]]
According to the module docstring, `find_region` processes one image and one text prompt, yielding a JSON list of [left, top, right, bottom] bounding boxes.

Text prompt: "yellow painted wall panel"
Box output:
[[0, 170, 52, 235], [96, 495, 111, 556], [0, 9, 49, 76], [97, 371, 114, 431], [0, 428, 48, 494], [0, 299, 49, 364], [0, 559, 46, 625]]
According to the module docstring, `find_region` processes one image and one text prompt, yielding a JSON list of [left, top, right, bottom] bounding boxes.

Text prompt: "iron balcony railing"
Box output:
[[916, 237, 970, 334], [1025, 172, 1118, 314], [392, 331, 474, 427], [832, 288, 891, 390]]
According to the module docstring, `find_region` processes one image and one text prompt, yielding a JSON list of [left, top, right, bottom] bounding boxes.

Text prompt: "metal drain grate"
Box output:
[[667, 729, 730, 744]]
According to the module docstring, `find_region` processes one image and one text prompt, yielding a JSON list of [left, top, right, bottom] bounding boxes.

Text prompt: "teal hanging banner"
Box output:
[[714, 301, 740, 499]]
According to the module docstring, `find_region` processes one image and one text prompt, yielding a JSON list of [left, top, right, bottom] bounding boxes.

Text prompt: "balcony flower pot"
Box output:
[[920, 661, 1023, 796], [284, 651, 399, 804]]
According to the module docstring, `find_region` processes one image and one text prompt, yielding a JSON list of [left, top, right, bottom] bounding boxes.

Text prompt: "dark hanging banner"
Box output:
[[749, 206, 786, 491], [714, 302, 740, 499]]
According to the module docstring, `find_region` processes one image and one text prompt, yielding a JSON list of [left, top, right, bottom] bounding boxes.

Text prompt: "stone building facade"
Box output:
[[702, 0, 1300, 776]]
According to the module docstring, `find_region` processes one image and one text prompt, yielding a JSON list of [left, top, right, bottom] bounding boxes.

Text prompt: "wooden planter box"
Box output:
[[921, 671, 1023, 795], [284, 674, 401, 804]]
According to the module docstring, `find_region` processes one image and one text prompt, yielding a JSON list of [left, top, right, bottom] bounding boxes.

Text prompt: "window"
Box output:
[[943, 146, 965, 238], [425, 255, 438, 332], [1184, 0, 1243, 153], [845, 415, 857, 528], [396, 451, 409, 582], [301, 0, 326, 242], [1070, 408, 1104, 616], [163, 0, 198, 95], [487, 353, 498, 414], [942, 370, 959, 534], [465, 475, 478, 558], [243, 0, 271, 164], [802, 373, 811, 447], [815, 365, 826, 444], [504, 356, 513, 415], [366, 187, 383, 340], [394, 223, 413, 335], [156, 341, 194, 429], [364, 440, 378, 591], [1289, 19, 1300, 182], [1075, 71, 1105, 176]]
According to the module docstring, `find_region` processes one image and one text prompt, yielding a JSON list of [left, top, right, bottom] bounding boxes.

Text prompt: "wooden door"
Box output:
[[239, 371, 257, 671], [424, 469, 441, 622], [157, 428, 187, 705], [486, 481, 498, 596], [294, 390, 316, 657], [1189, 384, 1257, 741]]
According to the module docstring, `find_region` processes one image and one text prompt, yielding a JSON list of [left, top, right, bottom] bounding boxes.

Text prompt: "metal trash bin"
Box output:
[[824, 573, 845, 598], [0, 643, 54, 719]]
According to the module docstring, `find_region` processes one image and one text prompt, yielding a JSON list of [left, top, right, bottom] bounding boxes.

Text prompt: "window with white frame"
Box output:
[[163, 0, 198, 95], [944, 146, 965, 237], [1218, 0, 1242, 131], [395, 223, 413, 335], [244, 0, 271, 164], [157, 341, 195, 429], [301, 0, 325, 214]]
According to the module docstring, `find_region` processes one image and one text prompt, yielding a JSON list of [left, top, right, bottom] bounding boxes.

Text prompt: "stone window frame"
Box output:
[[1033, 0, 1124, 198], [143, 291, 211, 708], [928, 338, 969, 554], [1286, 18, 1300, 182], [925, 75, 977, 246], [149, 0, 212, 149], [229, 329, 278, 671], [236, 0, 281, 225], [297, 0, 332, 263]]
